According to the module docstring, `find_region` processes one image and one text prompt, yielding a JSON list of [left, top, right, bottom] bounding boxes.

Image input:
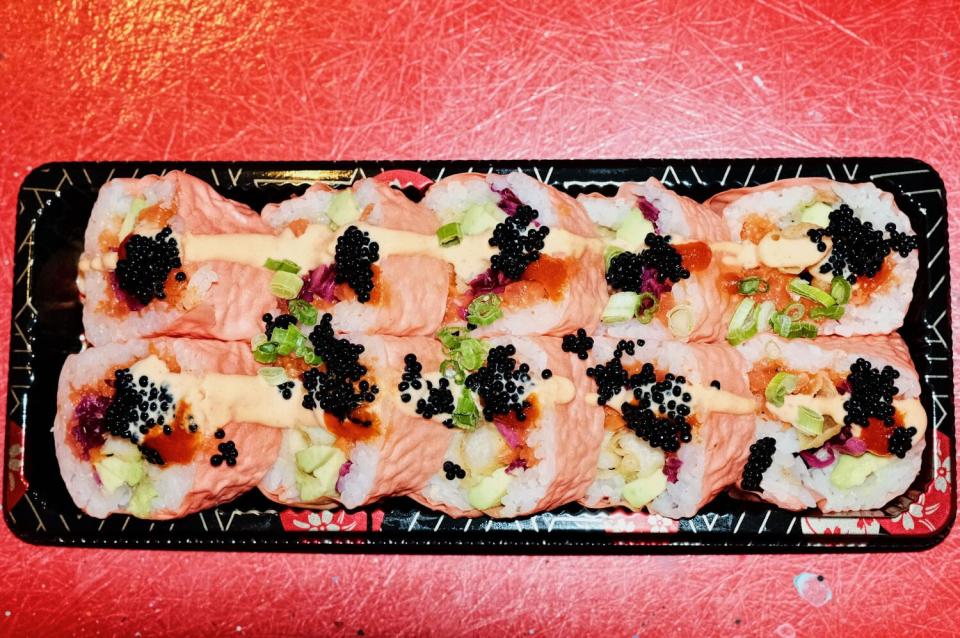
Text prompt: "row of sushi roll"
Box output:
[[57, 169, 927, 521], [77, 170, 919, 345], [57, 327, 925, 520]]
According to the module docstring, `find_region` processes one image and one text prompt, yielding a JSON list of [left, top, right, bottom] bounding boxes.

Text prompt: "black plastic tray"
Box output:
[[4, 159, 954, 552]]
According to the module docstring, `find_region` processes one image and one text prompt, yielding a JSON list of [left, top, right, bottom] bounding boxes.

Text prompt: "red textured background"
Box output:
[[1, 1, 959, 636]]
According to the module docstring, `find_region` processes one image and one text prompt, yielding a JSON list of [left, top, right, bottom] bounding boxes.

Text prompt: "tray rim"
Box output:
[[4, 157, 955, 553]]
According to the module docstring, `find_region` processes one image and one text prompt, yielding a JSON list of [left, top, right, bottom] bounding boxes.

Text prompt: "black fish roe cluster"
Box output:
[[262, 313, 297, 339], [807, 205, 918, 283], [605, 234, 689, 293], [443, 461, 466, 480], [488, 204, 550, 280], [334, 225, 380, 303], [741, 437, 776, 491], [138, 444, 165, 466], [276, 381, 295, 400], [888, 426, 917, 459], [561, 328, 594, 360], [465, 344, 532, 422], [621, 400, 691, 453], [103, 369, 175, 443], [415, 376, 456, 421], [585, 356, 630, 405], [843, 358, 899, 427], [115, 227, 182, 305], [210, 440, 238, 467], [302, 315, 376, 421], [398, 353, 423, 403]]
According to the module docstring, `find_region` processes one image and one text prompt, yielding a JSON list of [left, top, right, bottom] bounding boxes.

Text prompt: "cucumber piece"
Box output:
[[799, 202, 833, 228], [615, 210, 655, 248], [327, 190, 360, 228], [622, 471, 668, 509], [830, 453, 890, 489], [295, 444, 337, 475], [460, 202, 502, 235]]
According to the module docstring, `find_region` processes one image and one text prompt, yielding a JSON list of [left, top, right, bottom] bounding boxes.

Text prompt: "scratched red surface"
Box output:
[[1, 1, 959, 636]]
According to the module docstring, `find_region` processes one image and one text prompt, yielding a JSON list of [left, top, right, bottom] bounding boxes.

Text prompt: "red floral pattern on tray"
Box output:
[[878, 431, 953, 535], [279, 508, 384, 533], [603, 509, 680, 534]]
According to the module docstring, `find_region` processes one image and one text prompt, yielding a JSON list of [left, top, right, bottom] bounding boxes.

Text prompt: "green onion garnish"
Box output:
[[436, 326, 465, 350], [254, 342, 278, 364], [788, 278, 836, 307], [271, 325, 306, 356], [602, 291, 640, 324], [270, 271, 304, 299], [726, 298, 760, 345], [452, 390, 480, 430], [437, 222, 463, 247], [830, 276, 852, 305], [737, 277, 769, 295], [635, 292, 659, 324], [466, 294, 503, 326], [757, 300, 777, 332], [809, 304, 846, 320], [667, 305, 693, 337], [258, 366, 288, 386], [784, 302, 805, 321], [456, 338, 487, 371], [603, 246, 625, 272], [264, 258, 301, 274], [287, 299, 318, 326], [764, 372, 797, 407], [302, 350, 323, 366], [770, 312, 818, 338], [440, 359, 466, 384], [795, 406, 825, 436]]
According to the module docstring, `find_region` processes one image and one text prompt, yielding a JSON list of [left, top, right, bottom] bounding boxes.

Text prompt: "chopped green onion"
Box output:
[[436, 326, 466, 350], [254, 342, 278, 364], [602, 291, 640, 324], [726, 298, 759, 345], [440, 359, 466, 384], [770, 312, 818, 339], [271, 325, 305, 356], [757, 300, 777, 332], [667, 305, 694, 338], [119, 197, 148, 238], [795, 406, 825, 436], [737, 277, 769, 295], [437, 222, 463, 247], [251, 332, 268, 351], [270, 270, 304, 299], [287, 299, 318, 325], [258, 366, 289, 386], [466, 294, 503, 326], [455, 338, 487, 371], [452, 390, 480, 430], [635, 292, 659, 324], [784, 302, 805, 321], [764, 372, 797, 407], [809, 304, 846, 320], [603, 246, 625, 272], [789, 278, 836, 307], [302, 350, 323, 366], [264, 258, 301, 274], [830, 276, 852, 305]]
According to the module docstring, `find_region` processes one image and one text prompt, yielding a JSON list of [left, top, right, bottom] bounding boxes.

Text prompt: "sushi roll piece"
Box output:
[[55, 339, 283, 519], [79, 171, 279, 345], [734, 335, 927, 513], [578, 179, 731, 342], [258, 328, 453, 509], [408, 332, 604, 518], [422, 171, 607, 336], [579, 336, 756, 518], [706, 178, 919, 341], [260, 178, 451, 336]]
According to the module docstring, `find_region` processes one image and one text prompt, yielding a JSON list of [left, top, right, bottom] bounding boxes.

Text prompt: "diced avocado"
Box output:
[[830, 453, 891, 489], [128, 481, 158, 518], [95, 456, 144, 493], [622, 471, 668, 509], [460, 202, 502, 236], [295, 444, 337, 475], [118, 197, 149, 239], [327, 190, 360, 228], [295, 446, 347, 500], [799, 202, 832, 228], [615, 209, 655, 248], [467, 468, 512, 510], [101, 437, 141, 460]]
